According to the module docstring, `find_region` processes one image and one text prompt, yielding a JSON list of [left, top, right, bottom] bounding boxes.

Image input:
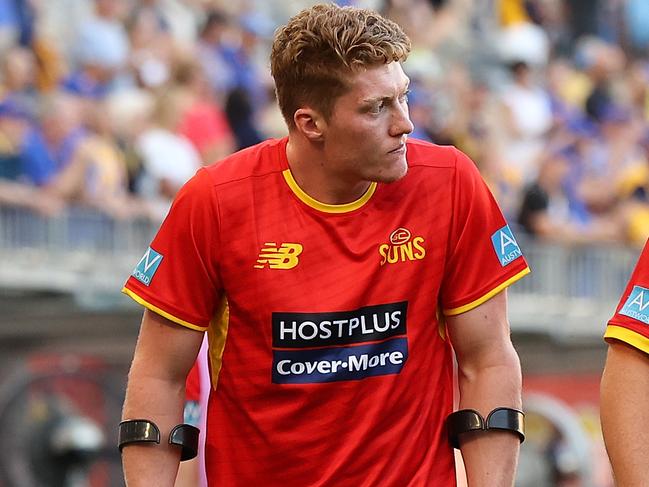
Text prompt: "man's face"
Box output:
[[321, 62, 414, 185]]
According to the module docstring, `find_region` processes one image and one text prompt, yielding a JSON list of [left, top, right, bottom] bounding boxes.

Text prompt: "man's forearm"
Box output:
[[456, 349, 522, 487], [121, 362, 187, 486]]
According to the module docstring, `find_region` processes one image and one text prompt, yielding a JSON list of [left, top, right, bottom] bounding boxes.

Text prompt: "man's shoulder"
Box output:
[[202, 138, 285, 187], [406, 139, 459, 169]]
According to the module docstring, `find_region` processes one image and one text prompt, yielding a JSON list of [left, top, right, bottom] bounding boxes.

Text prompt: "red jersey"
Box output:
[[123, 137, 530, 486], [605, 240, 649, 354]]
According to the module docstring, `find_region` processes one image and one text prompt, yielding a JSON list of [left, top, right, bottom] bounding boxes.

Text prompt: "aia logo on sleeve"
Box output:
[[620, 285, 649, 325], [491, 225, 523, 267], [132, 247, 164, 286]]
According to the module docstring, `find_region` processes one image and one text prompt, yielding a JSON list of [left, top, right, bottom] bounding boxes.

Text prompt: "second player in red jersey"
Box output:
[[601, 240, 649, 485]]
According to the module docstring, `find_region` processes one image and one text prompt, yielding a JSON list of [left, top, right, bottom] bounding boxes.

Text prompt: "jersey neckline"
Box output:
[[278, 137, 377, 214]]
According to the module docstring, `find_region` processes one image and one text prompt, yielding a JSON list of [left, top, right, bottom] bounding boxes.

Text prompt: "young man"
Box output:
[[120, 4, 530, 486], [601, 240, 649, 485]]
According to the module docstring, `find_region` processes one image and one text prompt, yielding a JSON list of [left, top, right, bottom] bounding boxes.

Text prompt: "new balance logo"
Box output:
[[255, 243, 303, 269]]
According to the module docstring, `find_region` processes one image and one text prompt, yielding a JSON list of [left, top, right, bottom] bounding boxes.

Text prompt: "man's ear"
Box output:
[[294, 108, 325, 141]]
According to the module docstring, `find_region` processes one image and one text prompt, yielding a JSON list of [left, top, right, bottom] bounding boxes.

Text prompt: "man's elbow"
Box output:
[[459, 341, 522, 384]]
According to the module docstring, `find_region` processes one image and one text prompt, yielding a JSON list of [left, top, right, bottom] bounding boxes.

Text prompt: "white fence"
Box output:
[[0, 207, 157, 308], [0, 208, 641, 340], [511, 238, 640, 342]]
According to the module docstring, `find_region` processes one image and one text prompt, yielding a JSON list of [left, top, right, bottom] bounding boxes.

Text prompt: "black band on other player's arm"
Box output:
[[118, 419, 161, 451], [446, 407, 525, 449], [169, 423, 200, 461]]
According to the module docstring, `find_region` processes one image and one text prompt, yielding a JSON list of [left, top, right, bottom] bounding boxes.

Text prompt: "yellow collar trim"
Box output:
[[282, 168, 377, 214]]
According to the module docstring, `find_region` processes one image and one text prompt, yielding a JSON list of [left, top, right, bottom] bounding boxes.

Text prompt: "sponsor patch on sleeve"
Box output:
[[620, 285, 649, 325], [491, 225, 523, 267], [132, 247, 164, 286]]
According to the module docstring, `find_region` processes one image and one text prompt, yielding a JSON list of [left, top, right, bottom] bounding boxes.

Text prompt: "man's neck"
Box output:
[[285, 136, 371, 205]]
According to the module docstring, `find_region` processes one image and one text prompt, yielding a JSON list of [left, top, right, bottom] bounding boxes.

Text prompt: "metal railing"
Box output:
[[0, 207, 641, 340], [510, 238, 640, 342], [0, 207, 157, 308]]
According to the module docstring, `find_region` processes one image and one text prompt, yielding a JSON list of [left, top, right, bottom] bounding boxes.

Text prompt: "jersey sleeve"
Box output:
[[440, 149, 530, 315], [604, 240, 649, 354], [122, 168, 222, 330]]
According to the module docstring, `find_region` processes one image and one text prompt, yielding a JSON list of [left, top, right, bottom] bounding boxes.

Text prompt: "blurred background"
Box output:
[[1, 0, 648, 485]]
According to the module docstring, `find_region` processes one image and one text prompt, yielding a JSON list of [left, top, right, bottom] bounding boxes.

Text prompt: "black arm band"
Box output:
[[447, 407, 525, 449], [118, 419, 161, 452], [118, 420, 200, 462], [169, 424, 200, 461]]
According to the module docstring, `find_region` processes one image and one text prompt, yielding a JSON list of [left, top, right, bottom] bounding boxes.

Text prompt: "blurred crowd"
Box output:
[[1, 0, 649, 247]]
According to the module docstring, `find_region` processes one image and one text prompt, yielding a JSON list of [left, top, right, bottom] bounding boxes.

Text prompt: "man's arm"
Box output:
[[446, 290, 522, 487], [121, 309, 204, 487], [600, 340, 649, 486]]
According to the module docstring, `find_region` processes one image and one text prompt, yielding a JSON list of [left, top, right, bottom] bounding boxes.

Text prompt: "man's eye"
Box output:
[[399, 90, 411, 103]]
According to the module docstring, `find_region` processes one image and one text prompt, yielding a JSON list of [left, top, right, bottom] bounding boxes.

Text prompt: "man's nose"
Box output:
[[390, 103, 414, 137]]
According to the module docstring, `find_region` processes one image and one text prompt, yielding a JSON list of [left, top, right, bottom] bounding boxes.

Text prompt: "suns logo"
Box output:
[[379, 227, 426, 266]]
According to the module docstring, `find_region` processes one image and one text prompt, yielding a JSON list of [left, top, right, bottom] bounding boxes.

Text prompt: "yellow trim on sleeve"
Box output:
[[121, 287, 208, 331], [282, 169, 376, 213], [605, 325, 649, 355], [443, 267, 531, 316]]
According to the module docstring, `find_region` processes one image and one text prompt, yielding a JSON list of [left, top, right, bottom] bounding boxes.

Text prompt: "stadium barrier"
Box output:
[[0, 207, 640, 339]]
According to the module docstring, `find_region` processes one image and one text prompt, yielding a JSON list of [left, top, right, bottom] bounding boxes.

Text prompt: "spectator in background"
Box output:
[[43, 95, 144, 219], [37, 92, 87, 181], [517, 151, 621, 244], [131, 0, 198, 48], [544, 57, 591, 130], [577, 37, 625, 123], [219, 13, 271, 148], [63, 0, 130, 98], [0, 99, 28, 180], [224, 87, 263, 150], [0, 97, 55, 187], [0, 91, 142, 218], [0, 46, 38, 110], [171, 58, 235, 163], [575, 106, 648, 234], [500, 60, 553, 185], [195, 10, 237, 100], [194, 9, 269, 150], [126, 4, 176, 90], [104, 88, 155, 193], [134, 88, 202, 220], [0, 99, 62, 214], [0, 95, 139, 217]]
